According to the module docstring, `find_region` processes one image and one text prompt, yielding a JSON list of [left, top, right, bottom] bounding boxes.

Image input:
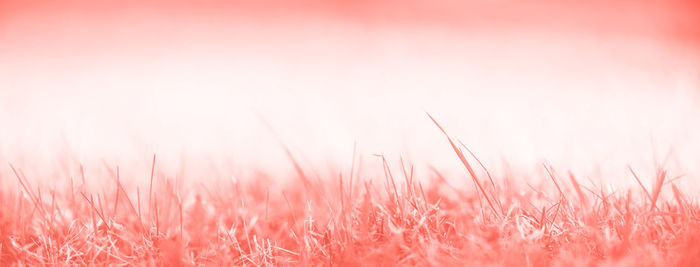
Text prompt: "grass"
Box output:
[[1, 117, 699, 266]]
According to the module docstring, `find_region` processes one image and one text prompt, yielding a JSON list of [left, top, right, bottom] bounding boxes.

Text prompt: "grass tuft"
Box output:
[[1, 118, 699, 266]]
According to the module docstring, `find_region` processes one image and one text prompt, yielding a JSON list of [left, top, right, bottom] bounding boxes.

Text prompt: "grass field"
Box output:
[[3, 1, 699, 266], [1, 116, 698, 266]]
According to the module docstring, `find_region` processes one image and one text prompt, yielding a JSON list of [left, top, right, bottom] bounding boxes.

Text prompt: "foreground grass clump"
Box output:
[[1, 117, 699, 266], [0, 155, 698, 266]]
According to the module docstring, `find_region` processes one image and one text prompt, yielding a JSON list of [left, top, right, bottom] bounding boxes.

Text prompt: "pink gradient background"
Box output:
[[1, 0, 700, 190]]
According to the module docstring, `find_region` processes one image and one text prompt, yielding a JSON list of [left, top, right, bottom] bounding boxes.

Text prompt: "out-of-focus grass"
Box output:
[[1, 118, 698, 266]]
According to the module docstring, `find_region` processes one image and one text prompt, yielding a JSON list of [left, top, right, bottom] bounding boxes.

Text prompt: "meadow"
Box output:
[[2, 3, 699, 265], [1, 115, 698, 266]]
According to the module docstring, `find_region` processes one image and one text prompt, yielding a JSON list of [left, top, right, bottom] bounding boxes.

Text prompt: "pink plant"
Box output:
[[1, 116, 698, 266]]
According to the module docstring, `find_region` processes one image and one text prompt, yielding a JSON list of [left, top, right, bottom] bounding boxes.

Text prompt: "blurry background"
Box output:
[[1, 0, 699, 190]]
